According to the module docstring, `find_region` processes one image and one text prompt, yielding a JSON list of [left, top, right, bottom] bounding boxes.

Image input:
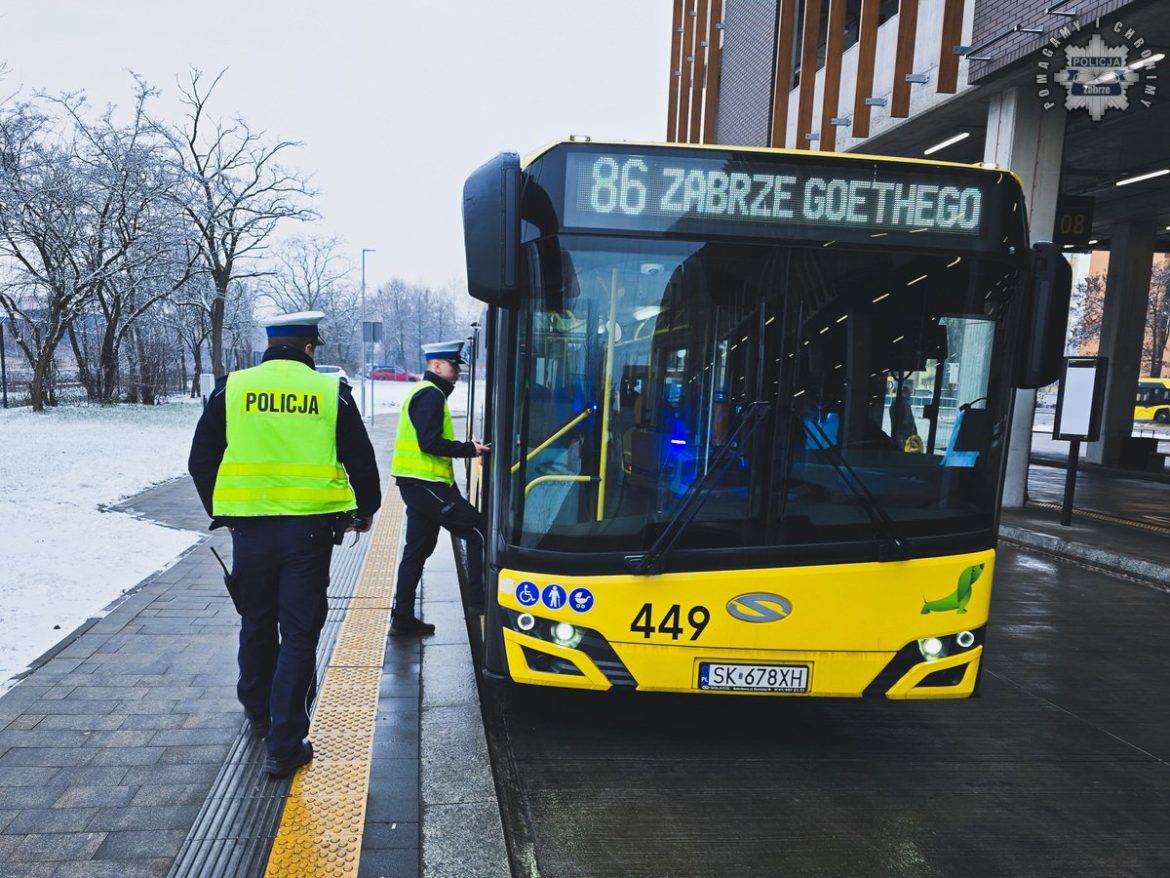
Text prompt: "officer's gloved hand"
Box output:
[[349, 516, 372, 533]]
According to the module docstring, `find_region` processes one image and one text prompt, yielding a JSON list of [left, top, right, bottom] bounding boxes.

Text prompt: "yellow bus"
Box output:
[[460, 140, 1070, 699], [1135, 377, 1170, 423]]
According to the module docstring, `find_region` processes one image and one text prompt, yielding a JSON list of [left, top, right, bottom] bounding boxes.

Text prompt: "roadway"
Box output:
[[481, 543, 1170, 877]]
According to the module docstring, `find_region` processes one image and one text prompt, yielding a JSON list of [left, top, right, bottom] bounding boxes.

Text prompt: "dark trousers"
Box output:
[[230, 517, 334, 758], [394, 480, 486, 617]]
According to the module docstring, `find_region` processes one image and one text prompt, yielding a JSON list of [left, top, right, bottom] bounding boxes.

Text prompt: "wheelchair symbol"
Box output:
[[516, 581, 539, 607]]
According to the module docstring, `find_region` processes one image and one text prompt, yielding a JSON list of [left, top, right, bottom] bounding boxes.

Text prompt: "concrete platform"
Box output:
[[0, 413, 507, 878], [1, 420, 1166, 876], [998, 460, 1170, 589]]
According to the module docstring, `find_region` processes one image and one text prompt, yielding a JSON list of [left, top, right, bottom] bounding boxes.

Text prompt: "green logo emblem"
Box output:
[[921, 563, 985, 615]]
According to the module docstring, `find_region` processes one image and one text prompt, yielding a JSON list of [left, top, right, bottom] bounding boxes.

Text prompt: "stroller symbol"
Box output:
[[569, 588, 594, 613]]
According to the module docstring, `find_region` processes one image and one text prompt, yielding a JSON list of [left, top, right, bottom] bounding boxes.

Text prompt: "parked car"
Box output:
[[369, 364, 415, 381], [315, 364, 350, 385]]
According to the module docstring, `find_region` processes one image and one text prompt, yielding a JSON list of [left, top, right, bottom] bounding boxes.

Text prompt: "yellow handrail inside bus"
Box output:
[[510, 407, 596, 474], [597, 269, 618, 521], [524, 474, 596, 498]]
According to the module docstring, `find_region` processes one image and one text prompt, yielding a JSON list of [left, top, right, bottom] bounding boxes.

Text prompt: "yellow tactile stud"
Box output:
[[267, 834, 363, 877], [1026, 499, 1170, 535], [263, 491, 405, 878], [280, 795, 366, 836]]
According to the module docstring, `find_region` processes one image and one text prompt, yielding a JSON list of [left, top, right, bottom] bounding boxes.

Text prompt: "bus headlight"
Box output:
[[551, 621, 583, 649], [918, 637, 947, 661], [956, 630, 975, 649], [517, 613, 536, 632]]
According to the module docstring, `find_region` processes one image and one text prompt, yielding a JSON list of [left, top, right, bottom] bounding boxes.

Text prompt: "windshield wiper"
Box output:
[[627, 401, 771, 576], [802, 419, 910, 561]]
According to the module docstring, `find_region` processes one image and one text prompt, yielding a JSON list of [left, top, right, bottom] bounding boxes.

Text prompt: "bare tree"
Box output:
[[260, 235, 361, 370], [262, 235, 350, 311], [373, 278, 415, 368], [369, 277, 478, 374], [1067, 272, 1106, 355], [168, 294, 212, 396], [223, 280, 261, 372], [1144, 264, 1170, 378], [0, 101, 83, 409], [0, 86, 173, 411], [46, 82, 197, 403], [161, 69, 317, 378]]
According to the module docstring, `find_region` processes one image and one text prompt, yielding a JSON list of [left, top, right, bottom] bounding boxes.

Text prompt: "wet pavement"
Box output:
[[2, 421, 1169, 876], [483, 543, 1170, 877], [1027, 462, 1170, 530]]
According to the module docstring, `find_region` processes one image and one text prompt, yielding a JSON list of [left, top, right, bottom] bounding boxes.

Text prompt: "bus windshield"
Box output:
[[506, 235, 1021, 558]]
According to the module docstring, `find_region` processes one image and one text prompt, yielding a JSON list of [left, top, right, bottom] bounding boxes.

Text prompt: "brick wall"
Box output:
[[969, 0, 1144, 83]]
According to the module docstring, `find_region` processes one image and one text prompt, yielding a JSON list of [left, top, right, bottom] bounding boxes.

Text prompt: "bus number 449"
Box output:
[[630, 603, 710, 641]]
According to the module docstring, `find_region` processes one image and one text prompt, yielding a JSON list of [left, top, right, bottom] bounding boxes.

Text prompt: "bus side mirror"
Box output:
[[463, 152, 521, 308], [1014, 241, 1072, 389]]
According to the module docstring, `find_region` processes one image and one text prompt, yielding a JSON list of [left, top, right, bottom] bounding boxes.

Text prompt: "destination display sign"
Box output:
[[562, 152, 990, 241]]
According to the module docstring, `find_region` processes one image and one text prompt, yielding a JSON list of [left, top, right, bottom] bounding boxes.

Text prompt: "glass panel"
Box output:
[[1135, 383, 1165, 406], [784, 249, 1018, 542], [506, 236, 1020, 555]]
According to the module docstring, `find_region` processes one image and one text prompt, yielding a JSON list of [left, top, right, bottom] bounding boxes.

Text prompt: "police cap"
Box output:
[[422, 340, 468, 365], [260, 310, 326, 345]]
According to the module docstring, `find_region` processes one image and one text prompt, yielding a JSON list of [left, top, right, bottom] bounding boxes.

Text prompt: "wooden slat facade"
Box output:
[[669, 0, 959, 151], [680, 0, 697, 141], [850, 0, 881, 139], [818, 0, 848, 152], [890, 0, 920, 118], [795, 0, 823, 149], [770, 0, 797, 148], [689, 0, 711, 143], [936, 0, 965, 94], [667, 0, 685, 141]]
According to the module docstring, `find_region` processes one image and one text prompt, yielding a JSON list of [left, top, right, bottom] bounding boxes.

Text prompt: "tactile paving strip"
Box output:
[[1025, 499, 1170, 535], [169, 517, 379, 878], [266, 834, 362, 877], [263, 496, 404, 877]]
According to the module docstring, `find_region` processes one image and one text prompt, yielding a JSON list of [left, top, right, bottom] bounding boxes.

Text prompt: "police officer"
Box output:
[[390, 340, 489, 635], [188, 311, 381, 778]]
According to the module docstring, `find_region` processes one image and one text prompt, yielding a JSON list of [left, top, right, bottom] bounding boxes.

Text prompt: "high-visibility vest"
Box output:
[[212, 359, 357, 517], [390, 380, 456, 485]]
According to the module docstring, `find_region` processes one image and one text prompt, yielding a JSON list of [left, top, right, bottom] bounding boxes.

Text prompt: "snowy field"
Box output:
[[0, 376, 468, 694], [0, 400, 205, 692]]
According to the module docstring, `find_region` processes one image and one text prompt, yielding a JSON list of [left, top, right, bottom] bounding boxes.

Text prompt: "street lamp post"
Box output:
[[360, 248, 375, 418]]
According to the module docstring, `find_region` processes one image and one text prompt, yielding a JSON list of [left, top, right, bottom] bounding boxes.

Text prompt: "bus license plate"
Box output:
[[698, 662, 809, 693]]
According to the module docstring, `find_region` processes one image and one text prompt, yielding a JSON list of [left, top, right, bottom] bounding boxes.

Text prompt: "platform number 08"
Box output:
[[590, 157, 648, 215]]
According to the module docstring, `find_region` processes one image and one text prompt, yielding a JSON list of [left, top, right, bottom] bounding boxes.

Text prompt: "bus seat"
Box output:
[[941, 408, 988, 468], [804, 412, 840, 449]]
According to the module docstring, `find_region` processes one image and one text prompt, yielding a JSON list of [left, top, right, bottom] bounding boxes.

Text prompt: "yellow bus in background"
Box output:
[[1135, 377, 1170, 423]]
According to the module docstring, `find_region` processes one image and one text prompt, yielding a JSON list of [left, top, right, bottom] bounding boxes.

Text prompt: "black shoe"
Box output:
[[390, 614, 436, 636], [264, 740, 313, 778], [244, 709, 269, 739]]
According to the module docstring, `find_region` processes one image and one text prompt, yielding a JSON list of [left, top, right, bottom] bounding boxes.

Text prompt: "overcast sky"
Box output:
[[0, 0, 672, 291]]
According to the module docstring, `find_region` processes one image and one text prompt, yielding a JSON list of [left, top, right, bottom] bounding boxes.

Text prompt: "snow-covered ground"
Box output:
[[0, 400, 205, 692], [361, 376, 470, 418], [0, 376, 470, 694]]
